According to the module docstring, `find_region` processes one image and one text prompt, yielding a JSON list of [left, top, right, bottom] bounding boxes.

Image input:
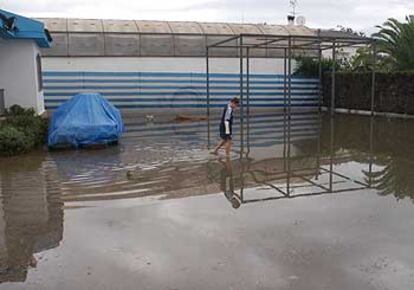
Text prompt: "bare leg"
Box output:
[[225, 140, 232, 155], [213, 140, 226, 154]]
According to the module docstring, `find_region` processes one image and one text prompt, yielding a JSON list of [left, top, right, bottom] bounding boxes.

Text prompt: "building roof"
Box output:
[[37, 18, 318, 57], [37, 18, 370, 57], [0, 9, 52, 48]]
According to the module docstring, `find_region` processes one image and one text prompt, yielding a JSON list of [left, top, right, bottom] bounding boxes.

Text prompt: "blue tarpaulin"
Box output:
[[48, 93, 124, 148]]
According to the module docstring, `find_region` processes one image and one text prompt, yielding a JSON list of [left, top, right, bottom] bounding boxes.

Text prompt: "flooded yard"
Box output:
[[1, 109, 414, 290]]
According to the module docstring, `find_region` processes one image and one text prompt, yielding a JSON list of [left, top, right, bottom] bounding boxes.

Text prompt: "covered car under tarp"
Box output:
[[48, 93, 124, 148]]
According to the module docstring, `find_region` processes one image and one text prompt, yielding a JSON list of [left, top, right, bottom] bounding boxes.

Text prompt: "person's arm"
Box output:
[[224, 107, 232, 134]]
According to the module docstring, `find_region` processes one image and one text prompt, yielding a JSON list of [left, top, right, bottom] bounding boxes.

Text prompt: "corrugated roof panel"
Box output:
[[174, 35, 206, 56], [257, 24, 289, 36], [102, 20, 138, 33], [68, 33, 104, 56], [37, 17, 327, 57], [104, 34, 139, 56], [228, 23, 262, 35], [135, 20, 172, 33], [38, 18, 67, 32], [206, 36, 238, 57], [284, 25, 316, 36], [199, 22, 234, 35], [41, 32, 68, 56], [67, 19, 103, 32], [168, 21, 203, 34], [140, 34, 174, 56]]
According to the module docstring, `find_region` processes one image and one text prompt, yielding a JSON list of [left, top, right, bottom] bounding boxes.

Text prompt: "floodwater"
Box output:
[[0, 109, 414, 290]]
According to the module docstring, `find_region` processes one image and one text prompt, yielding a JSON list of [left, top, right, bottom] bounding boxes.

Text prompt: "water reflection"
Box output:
[[320, 114, 414, 203], [0, 109, 414, 283], [13, 110, 410, 207], [217, 156, 240, 209], [217, 112, 376, 207], [0, 156, 63, 282]]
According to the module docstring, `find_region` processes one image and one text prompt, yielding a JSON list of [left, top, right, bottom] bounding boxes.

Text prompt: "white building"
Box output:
[[37, 18, 321, 113], [0, 9, 52, 115]]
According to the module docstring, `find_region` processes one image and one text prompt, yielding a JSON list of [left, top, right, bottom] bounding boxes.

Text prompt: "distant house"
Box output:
[[0, 9, 52, 115]]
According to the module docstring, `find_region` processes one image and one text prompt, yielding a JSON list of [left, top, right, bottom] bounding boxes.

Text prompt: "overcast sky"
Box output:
[[1, 0, 413, 34]]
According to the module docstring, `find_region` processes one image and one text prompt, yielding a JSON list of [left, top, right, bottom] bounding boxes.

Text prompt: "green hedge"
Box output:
[[0, 105, 48, 157]]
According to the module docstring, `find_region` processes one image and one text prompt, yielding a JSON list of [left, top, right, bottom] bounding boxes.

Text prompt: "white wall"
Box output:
[[0, 39, 45, 114], [41, 57, 314, 113], [43, 57, 287, 74]]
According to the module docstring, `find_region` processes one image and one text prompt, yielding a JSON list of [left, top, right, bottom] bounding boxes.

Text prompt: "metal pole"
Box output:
[[246, 47, 250, 157], [331, 40, 336, 116], [239, 37, 244, 157], [283, 48, 287, 171], [286, 104, 291, 197], [371, 41, 377, 116], [316, 45, 323, 180], [288, 37, 292, 120], [329, 116, 334, 191], [318, 47, 323, 113], [287, 37, 292, 196], [369, 42, 377, 183], [284, 48, 287, 113], [206, 47, 211, 148], [316, 104, 322, 180], [368, 116, 374, 187]]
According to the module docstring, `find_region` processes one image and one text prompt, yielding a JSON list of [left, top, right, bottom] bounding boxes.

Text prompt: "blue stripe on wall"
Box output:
[[43, 71, 320, 110]]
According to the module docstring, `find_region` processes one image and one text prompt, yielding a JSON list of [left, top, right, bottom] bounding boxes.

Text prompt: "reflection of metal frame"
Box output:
[[232, 109, 375, 206], [206, 32, 377, 207]]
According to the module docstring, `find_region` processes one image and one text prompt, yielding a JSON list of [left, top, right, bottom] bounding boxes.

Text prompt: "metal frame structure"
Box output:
[[206, 32, 377, 133], [206, 31, 378, 207]]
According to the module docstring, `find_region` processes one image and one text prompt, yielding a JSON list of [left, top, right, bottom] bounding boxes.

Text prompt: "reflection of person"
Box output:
[[218, 156, 241, 209], [213, 97, 239, 155]]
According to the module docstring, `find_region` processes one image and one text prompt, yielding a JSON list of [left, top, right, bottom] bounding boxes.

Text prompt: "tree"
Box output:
[[294, 56, 340, 77], [373, 16, 414, 71], [344, 46, 394, 72]]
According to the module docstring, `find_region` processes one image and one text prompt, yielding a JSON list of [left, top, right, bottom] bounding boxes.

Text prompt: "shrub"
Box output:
[[6, 114, 48, 145], [294, 56, 341, 78], [0, 125, 33, 156], [0, 105, 49, 156], [4, 105, 36, 117]]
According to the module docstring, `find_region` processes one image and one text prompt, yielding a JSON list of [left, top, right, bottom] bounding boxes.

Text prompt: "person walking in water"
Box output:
[[213, 97, 239, 155]]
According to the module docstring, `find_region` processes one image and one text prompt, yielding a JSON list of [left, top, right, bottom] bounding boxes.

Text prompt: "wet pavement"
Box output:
[[1, 109, 414, 290]]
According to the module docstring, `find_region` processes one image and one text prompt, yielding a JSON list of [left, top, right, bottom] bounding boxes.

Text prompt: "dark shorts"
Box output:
[[219, 123, 232, 141]]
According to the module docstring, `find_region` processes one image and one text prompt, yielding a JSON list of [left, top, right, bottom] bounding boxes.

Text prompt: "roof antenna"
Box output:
[[288, 0, 297, 25]]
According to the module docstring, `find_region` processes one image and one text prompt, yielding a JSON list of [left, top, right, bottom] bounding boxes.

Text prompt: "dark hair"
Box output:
[[230, 97, 240, 105]]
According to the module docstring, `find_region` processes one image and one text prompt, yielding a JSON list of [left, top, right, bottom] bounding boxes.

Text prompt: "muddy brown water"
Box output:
[[0, 110, 414, 290]]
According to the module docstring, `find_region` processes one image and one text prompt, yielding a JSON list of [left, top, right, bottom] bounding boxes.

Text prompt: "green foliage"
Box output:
[[296, 17, 414, 75], [6, 114, 48, 146], [0, 125, 33, 156], [343, 47, 395, 72], [373, 16, 414, 71], [0, 105, 48, 157], [294, 56, 341, 77], [4, 105, 36, 117], [336, 25, 367, 38]]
